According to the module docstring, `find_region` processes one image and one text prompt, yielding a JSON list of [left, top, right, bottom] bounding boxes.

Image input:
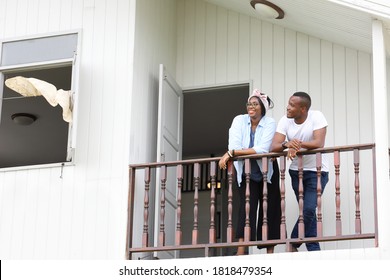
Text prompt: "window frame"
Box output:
[[0, 30, 81, 170]]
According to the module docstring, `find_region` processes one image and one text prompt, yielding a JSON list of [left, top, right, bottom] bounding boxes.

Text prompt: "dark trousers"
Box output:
[[289, 170, 329, 251], [235, 160, 281, 244]]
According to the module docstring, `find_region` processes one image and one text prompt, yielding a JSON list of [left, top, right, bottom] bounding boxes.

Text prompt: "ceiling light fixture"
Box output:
[[11, 113, 37, 126], [250, 0, 284, 19]]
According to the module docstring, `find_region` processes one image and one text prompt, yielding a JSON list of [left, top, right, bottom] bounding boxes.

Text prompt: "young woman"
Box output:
[[219, 89, 281, 254]]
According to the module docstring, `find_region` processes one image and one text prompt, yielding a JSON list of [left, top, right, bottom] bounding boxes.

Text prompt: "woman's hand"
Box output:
[[218, 153, 230, 169]]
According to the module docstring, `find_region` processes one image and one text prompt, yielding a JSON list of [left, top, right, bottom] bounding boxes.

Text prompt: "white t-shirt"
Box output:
[[276, 110, 329, 172]]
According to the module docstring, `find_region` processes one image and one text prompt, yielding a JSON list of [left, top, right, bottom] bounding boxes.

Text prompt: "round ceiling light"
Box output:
[[250, 0, 285, 19], [11, 113, 37, 126]]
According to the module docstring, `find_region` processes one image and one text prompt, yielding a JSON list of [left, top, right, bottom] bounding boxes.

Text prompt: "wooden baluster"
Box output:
[[192, 163, 200, 245], [279, 156, 287, 240], [227, 161, 234, 243], [354, 149, 362, 234], [176, 165, 183, 245], [334, 151, 342, 235], [209, 161, 216, 244], [244, 158, 251, 242], [262, 157, 269, 241], [142, 167, 150, 247], [316, 152, 323, 237], [126, 167, 136, 260], [159, 165, 167, 246], [297, 155, 305, 238]]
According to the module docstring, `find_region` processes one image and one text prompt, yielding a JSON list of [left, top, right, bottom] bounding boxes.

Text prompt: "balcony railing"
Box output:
[[126, 143, 378, 259]]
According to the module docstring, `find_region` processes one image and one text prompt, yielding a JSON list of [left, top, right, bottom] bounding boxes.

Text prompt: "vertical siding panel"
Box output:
[[82, 181, 98, 258], [284, 29, 297, 99], [10, 172, 28, 258], [346, 48, 360, 144], [21, 170, 39, 259], [272, 25, 285, 118], [26, 0, 40, 34], [34, 169, 51, 258], [358, 52, 373, 143], [67, 0, 96, 259], [37, 0, 51, 32], [95, 180, 110, 258], [215, 6, 227, 84], [333, 44, 347, 145], [45, 169, 63, 258], [0, 0, 5, 37], [238, 14, 250, 81], [261, 22, 273, 92], [2, 0, 17, 37], [194, 0, 206, 85], [86, 0, 105, 180], [99, 0, 117, 179], [82, 1, 108, 256], [297, 33, 309, 91], [162, 1, 177, 73], [70, 175, 87, 259], [250, 18, 262, 89], [58, 167, 75, 258], [176, 0, 185, 85], [0, 172, 16, 257], [70, 0, 84, 28], [320, 41, 335, 146], [204, 3, 217, 85], [110, 0, 132, 178], [48, 0, 62, 32], [59, 0, 73, 30], [182, 0, 195, 86], [14, 0, 29, 35], [308, 37, 321, 108], [227, 11, 239, 82], [26, 1, 39, 34]]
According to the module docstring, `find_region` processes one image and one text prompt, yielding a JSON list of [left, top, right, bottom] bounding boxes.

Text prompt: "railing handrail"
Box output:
[[129, 143, 375, 169], [127, 142, 378, 259]]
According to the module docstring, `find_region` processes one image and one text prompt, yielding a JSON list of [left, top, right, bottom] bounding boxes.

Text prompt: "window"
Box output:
[[0, 32, 79, 168]]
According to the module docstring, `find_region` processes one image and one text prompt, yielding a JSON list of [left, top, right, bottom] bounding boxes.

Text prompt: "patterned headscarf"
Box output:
[[248, 89, 269, 112]]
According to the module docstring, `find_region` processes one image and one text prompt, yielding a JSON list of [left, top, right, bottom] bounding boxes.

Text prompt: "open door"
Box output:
[[154, 64, 183, 258]]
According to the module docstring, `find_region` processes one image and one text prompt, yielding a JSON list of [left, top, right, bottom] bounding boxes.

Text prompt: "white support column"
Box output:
[[372, 19, 390, 254]]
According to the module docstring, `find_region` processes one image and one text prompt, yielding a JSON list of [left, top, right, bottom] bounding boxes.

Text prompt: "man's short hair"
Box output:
[[293, 91, 311, 110]]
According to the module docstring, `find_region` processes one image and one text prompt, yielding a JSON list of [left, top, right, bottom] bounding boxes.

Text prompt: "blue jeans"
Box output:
[[289, 170, 329, 251]]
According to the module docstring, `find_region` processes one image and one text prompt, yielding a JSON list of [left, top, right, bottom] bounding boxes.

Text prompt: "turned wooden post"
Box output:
[[261, 157, 269, 241], [142, 167, 151, 247], [175, 165, 183, 245]]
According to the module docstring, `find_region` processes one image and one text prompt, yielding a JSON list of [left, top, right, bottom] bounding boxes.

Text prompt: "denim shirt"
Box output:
[[228, 114, 276, 185]]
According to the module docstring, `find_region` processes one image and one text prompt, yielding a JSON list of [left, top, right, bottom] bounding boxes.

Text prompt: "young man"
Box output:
[[271, 91, 329, 251]]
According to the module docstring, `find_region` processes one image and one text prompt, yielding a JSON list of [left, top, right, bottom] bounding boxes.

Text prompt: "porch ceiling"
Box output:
[[205, 0, 390, 54]]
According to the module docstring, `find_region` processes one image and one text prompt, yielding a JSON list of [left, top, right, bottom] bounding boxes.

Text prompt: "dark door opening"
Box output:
[[182, 83, 250, 159]]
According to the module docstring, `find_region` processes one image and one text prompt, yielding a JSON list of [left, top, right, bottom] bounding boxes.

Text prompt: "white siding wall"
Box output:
[[176, 0, 377, 253], [0, 0, 387, 260], [0, 0, 136, 259]]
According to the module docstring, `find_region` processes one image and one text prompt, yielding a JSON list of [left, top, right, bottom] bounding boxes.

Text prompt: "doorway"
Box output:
[[180, 83, 250, 258], [182, 83, 250, 159]]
